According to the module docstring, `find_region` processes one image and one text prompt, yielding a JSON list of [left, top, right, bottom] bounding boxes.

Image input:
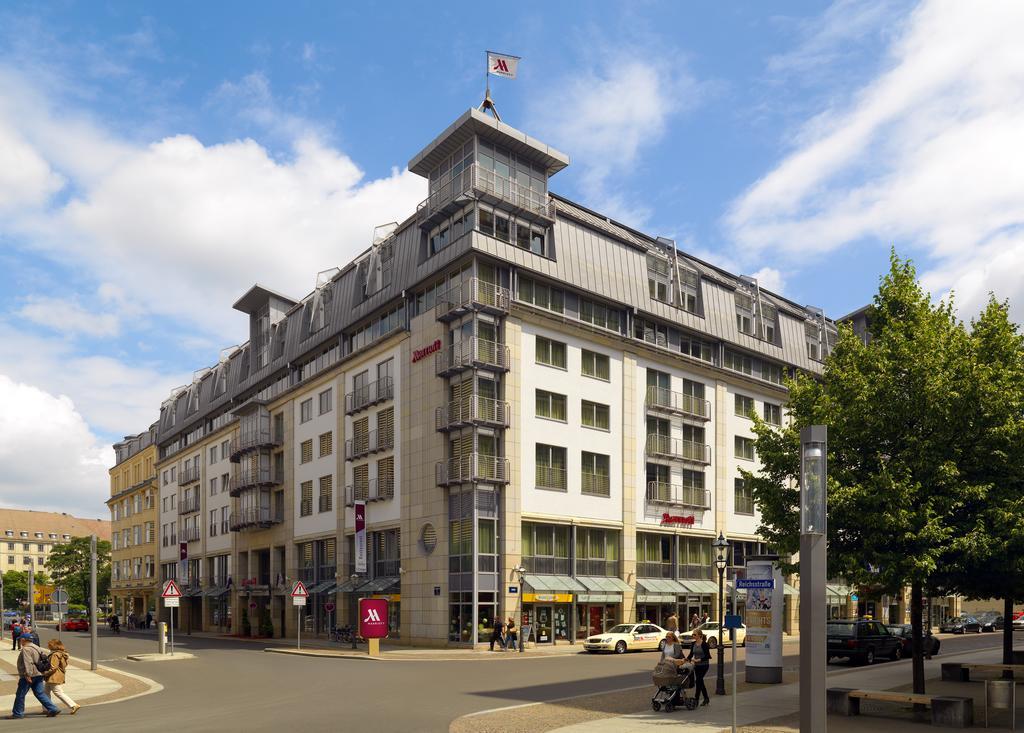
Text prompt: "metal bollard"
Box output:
[[157, 621, 167, 654]]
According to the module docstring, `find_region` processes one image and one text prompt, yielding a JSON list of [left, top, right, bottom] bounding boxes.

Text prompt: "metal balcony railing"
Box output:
[[178, 496, 201, 515], [344, 477, 395, 506], [645, 387, 711, 421], [645, 482, 712, 509], [435, 278, 511, 322], [581, 472, 611, 497], [178, 465, 201, 485], [228, 507, 283, 532], [180, 526, 202, 543], [229, 429, 282, 462], [435, 338, 510, 377], [228, 468, 282, 497], [435, 395, 509, 431], [345, 377, 393, 415], [436, 453, 510, 486], [637, 561, 674, 579], [521, 556, 571, 575], [577, 559, 621, 577], [344, 430, 395, 461], [645, 434, 712, 464], [416, 163, 555, 229], [535, 465, 567, 491]]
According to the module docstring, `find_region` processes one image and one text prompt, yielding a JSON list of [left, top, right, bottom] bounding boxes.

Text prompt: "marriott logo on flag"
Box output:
[[487, 52, 519, 79]]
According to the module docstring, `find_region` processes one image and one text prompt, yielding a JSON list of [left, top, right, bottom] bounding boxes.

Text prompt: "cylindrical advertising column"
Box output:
[[744, 554, 783, 683]]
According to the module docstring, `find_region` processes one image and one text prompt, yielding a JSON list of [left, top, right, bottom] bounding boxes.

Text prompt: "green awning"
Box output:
[[637, 593, 676, 604], [577, 593, 620, 603], [827, 584, 851, 600], [357, 576, 400, 594], [684, 580, 719, 594], [576, 576, 633, 592], [203, 587, 230, 598], [309, 580, 336, 594], [637, 578, 690, 595], [524, 575, 586, 593], [335, 576, 365, 593]]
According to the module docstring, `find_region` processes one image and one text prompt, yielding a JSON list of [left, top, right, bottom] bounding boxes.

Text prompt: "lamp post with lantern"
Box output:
[[712, 532, 730, 696], [799, 425, 828, 732]]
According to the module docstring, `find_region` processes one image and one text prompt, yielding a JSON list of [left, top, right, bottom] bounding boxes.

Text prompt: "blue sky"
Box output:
[[1, 0, 1022, 516]]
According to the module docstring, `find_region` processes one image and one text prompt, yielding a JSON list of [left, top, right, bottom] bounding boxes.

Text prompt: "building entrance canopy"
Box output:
[[524, 575, 585, 593]]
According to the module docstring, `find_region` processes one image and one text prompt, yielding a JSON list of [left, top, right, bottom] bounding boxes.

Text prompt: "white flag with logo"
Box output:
[[487, 52, 519, 79]]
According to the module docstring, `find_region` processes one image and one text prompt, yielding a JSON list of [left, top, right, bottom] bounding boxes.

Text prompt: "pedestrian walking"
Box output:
[[689, 613, 700, 631], [44, 640, 79, 715], [505, 617, 518, 651], [145, 611, 153, 630], [9, 633, 60, 718], [685, 628, 712, 707], [488, 619, 507, 651], [10, 617, 22, 650], [109, 614, 120, 634], [665, 612, 679, 634]]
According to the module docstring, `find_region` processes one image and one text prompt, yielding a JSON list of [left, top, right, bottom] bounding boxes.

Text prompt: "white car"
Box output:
[[1013, 615, 1024, 629], [583, 623, 670, 654], [680, 621, 747, 648]]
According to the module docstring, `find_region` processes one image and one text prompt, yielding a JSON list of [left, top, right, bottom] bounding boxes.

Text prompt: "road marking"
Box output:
[[459, 685, 651, 718]]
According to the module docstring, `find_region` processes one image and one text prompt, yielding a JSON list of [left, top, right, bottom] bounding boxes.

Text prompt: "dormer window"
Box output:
[[736, 291, 755, 335], [647, 254, 672, 303], [761, 303, 778, 344], [678, 266, 699, 313]]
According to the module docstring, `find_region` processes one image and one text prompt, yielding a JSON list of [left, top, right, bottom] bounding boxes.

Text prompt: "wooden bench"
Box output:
[[941, 662, 1024, 682], [828, 687, 974, 728]]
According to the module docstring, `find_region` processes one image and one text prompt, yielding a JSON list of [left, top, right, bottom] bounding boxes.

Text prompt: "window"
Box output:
[[735, 478, 754, 515], [723, 349, 753, 375], [300, 399, 313, 423], [735, 394, 754, 418], [580, 298, 620, 332], [209, 446, 217, 464], [353, 464, 369, 501], [494, 211, 510, 242], [581, 452, 610, 497], [221, 439, 230, 460], [575, 527, 620, 576], [762, 303, 778, 343], [518, 277, 564, 313], [318, 475, 333, 512], [319, 432, 333, 458], [735, 436, 755, 461], [300, 440, 313, 464], [521, 523, 570, 573], [762, 361, 784, 385], [209, 510, 218, 537], [377, 456, 394, 499], [22, 543, 29, 551], [535, 336, 566, 369], [764, 403, 782, 426], [535, 444, 567, 491], [679, 266, 699, 313], [300, 481, 313, 516], [581, 400, 610, 430], [535, 390, 567, 422], [736, 291, 755, 335], [478, 207, 494, 237], [221, 507, 229, 535], [647, 254, 672, 303], [319, 388, 333, 415], [210, 477, 218, 496], [806, 321, 823, 361], [581, 349, 609, 381], [377, 407, 394, 447]]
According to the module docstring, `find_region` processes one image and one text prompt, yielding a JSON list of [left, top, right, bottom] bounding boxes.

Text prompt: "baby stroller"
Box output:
[[651, 659, 698, 712]]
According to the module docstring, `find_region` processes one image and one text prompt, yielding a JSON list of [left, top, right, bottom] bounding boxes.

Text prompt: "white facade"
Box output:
[[293, 375, 341, 539]]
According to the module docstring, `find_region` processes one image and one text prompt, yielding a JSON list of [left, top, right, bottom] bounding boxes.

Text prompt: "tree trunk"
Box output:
[[1004, 595, 1014, 677], [911, 581, 925, 695]]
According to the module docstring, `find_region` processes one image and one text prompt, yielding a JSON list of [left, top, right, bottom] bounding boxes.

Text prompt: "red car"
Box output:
[[61, 619, 89, 631]]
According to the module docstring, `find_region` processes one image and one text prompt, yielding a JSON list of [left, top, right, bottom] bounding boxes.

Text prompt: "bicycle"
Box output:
[[330, 626, 363, 644]]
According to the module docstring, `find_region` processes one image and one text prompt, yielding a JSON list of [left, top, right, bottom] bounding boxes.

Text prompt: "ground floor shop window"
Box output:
[[477, 593, 498, 643], [576, 604, 619, 639], [449, 592, 474, 643], [637, 604, 675, 628]]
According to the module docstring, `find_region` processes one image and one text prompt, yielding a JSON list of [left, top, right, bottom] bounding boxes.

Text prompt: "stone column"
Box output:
[[621, 352, 638, 624]]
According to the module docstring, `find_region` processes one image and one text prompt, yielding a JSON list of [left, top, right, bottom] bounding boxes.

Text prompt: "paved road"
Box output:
[[17, 627, 1017, 732]]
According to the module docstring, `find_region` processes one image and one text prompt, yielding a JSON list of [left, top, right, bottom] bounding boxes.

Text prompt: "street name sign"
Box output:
[[736, 578, 775, 590]]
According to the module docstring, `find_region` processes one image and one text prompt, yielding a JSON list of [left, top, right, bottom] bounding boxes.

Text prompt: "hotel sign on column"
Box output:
[[355, 500, 367, 574], [412, 339, 441, 363]]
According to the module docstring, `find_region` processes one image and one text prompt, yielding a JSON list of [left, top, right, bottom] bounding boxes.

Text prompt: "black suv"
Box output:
[[827, 620, 902, 665]]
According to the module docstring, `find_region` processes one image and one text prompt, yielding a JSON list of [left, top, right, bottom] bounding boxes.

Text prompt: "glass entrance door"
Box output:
[[537, 605, 553, 643]]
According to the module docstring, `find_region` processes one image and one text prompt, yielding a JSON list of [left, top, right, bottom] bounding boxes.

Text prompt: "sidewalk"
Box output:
[[0, 649, 161, 713]]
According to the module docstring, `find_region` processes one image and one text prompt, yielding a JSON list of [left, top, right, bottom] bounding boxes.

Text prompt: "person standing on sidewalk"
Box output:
[[488, 619, 507, 651], [10, 634, 60, 718], [10, 617, 22, 650], [145, 611, 153, 630], [505, 617, 518, 652], [665, 613, 679, 635], [685, 629, 712, 707], [43, 639, 79, 715]]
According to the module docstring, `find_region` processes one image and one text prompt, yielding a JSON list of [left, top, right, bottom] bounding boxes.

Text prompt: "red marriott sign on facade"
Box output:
[[661, 513, 696, 526], [412, 339, 441, 363]]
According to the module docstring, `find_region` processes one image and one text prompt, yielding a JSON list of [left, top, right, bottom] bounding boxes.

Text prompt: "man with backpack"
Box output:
[[10, 633, 60, 718], [10, 617, 22, 650]]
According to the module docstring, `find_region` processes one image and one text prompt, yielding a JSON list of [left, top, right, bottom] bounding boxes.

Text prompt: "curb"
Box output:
[[88, 663, 165, 707]]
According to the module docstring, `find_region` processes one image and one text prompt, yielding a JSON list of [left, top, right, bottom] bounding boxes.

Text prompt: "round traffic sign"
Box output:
[[325, 603, 336, 613], [249, 602, 257, 610], [52, 589, 69, 604]]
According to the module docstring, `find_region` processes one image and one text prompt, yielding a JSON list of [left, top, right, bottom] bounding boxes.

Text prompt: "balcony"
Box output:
[[228, 507, 283, 532], [435, 395, 509, 432], [179, 465, 201, 485], [344, 478, 395, 506], [645, 434, 711, 465], [229, 429, 282, 462], [645, 387, 711, 421], [637, 561, 674, 579], [645, 482, 712, 510], [344, 430, 395, 461], [345, 377, 394, 415], [577, 559, 621, 577], [181, 526, 201, 543], [416, 162, 555, 230], [521, 556, 570, 575], [178, 496, 201, 515], [535, 465, 567, 491], [435, 338, 510, 377], [435, 278, 511, 322], [436, 453, 510, 486], [228, 467, 282, 497]]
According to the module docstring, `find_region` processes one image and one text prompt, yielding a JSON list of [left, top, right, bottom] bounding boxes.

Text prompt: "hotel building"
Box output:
[[138, 106, 845, 645]]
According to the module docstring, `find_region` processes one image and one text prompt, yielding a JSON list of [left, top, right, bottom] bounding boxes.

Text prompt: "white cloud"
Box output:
[[0, 375, 112, 518], [726, 0, 1024, 321], [751, 267, 786, 296], [18, 295, 120, 338], [531, 56, 702, 226], [0, 119, 64, 212]]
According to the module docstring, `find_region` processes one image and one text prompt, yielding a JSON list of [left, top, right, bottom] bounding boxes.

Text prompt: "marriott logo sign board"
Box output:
[[412, 339, 441, 363], [359, 598, 389, 639]]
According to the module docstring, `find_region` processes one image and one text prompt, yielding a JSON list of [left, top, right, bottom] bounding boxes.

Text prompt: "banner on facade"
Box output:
[[743, 556, 784, 683], [355, 501, 367, 574]]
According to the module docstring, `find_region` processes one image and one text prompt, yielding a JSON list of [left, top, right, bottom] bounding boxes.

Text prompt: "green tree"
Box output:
[[45, 536, 111, 609], [746, 254, 980, 694], [1, 569, 52, 610]]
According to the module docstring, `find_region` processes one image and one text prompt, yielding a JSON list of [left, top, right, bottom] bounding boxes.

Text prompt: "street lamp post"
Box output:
[[349, 574, 360, 650], [512, 565, 525, 653], [713, 532, 730, 696], [799, 426, 828, 733]]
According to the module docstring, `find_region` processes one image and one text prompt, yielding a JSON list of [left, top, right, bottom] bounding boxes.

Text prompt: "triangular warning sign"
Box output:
[[290, 581, 309, 598], [162, 579, 182, 598]]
